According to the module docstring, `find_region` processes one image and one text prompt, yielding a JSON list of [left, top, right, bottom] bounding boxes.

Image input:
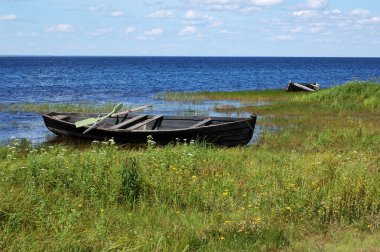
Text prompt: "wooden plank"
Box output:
[[126, 115, 163, 130], [53, 115, 69, 121], [112, 105, 152, 117], [190, 118, 212, 128], [109, 115, 147, 129], [292, 83, 316, 92]]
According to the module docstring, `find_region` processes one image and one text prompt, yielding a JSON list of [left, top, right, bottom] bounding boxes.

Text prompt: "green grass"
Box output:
[[161, 81, 380, 116], [295, 81, 380, 111], [0, 81, 380, 251]]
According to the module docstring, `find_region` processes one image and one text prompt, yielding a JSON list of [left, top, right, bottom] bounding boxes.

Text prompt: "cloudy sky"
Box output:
[[1, 0, 379, 56]]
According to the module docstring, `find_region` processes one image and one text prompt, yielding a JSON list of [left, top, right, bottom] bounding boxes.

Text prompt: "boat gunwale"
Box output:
[[43, 113, 256, 133]]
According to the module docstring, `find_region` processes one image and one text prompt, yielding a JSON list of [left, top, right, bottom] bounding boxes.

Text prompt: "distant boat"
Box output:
[[42, 112, 257, 146], [287, 81, 320, 92]]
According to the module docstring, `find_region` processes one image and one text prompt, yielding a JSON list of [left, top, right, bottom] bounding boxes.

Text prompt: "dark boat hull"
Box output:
[[42, 113, 257, 146]]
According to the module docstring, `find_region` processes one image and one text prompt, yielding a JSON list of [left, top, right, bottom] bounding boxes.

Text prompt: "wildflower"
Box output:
[[191, 175, 197, 180], [222, 191, 229, 196], [78, 203, 83, 208], [100, 208, 104, 213], [242, 193, 247, 197], [286, 206, 291, 211], [218, 236, 225, 240]]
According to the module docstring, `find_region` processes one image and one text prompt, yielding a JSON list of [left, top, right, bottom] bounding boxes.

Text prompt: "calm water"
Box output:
[[1, 57, 379, 144]]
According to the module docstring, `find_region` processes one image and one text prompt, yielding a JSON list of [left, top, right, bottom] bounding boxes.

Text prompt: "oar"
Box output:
[[75, 103, 123, 128], [82, 103, 123, 134], [112, 104, 152, 117], [74, 103, 123, 134]]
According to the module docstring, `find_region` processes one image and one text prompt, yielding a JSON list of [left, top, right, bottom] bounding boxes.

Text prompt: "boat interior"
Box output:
[[49, 113, 241, 131]]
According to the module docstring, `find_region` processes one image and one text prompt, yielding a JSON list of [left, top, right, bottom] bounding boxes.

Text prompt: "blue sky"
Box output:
[[1, 0, 379, 56]]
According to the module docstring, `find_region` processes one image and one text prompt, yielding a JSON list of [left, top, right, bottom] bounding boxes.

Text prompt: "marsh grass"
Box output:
[[159, 89, 291, 103], [1, 81, 380, 250], [0, 102, 122, 113]]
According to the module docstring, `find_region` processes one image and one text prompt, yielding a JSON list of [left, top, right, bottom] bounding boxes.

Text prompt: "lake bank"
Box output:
[[1, 81, 379, 250]]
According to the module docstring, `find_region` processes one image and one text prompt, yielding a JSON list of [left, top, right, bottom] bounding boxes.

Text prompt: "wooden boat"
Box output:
[[42, 112, 257, 146], [287, 81, 320, 92]]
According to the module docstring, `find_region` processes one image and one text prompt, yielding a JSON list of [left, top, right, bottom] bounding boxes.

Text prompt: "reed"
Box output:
[[0, 102, 121, 113]]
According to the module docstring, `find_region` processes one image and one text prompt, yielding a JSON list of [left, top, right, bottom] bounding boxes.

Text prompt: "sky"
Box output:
[[0, 0, 380, 56]]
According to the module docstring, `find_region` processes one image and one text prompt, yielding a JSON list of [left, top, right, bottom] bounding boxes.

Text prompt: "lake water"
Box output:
[[1, 57, 379, 144]]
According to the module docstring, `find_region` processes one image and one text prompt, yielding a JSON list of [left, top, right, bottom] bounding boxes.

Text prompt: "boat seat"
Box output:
[[190, 118, 212, 128], [53, 115, 69, 121], [109, 115, 148, 129], [126, 115, 164, 130]]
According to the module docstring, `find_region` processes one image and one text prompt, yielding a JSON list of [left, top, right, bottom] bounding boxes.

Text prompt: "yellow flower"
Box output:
[[222, 192, 229, 196], [218, 236, 225, 240], [100, 208, 104, 213], [191, 175, 197, 179]]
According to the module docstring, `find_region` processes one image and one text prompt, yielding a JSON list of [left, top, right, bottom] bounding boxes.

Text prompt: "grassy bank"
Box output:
[[162, 81, 380, 116], [1, 81, 380, 251]]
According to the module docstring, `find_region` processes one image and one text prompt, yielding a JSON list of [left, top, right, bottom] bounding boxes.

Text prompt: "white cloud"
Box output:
[[87, 5, 107, 12], [251, 0, 284, 7], [144, 28, 163, 36], [291, 26, 306, 33], [292, 10, 316, 18], [323, 9, 341, 15], [184, 10, 223, 27], [271, 34, 293, 41], [332, 9, 341, 15], [148, 10, 175, 18], [137, 28, 163, 40], [310, 26, 323, 33], [0, 14, 17, 21], [350, 9, 370, 17], [307, 0, 328, 9], [85, 27, 113, 37], [180, 26, 197, 36], [181, 0, 283, 12], [358, 17, 380, 25], [45, 24, 74, 33], [125, 26, 135, 34], [109, 11, 124, 17], [185, 10, 197, 19]]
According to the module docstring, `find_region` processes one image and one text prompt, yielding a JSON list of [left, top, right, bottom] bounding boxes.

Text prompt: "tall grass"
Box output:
[[1, 124, 379, 251], [295, 81, 380, 111]]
